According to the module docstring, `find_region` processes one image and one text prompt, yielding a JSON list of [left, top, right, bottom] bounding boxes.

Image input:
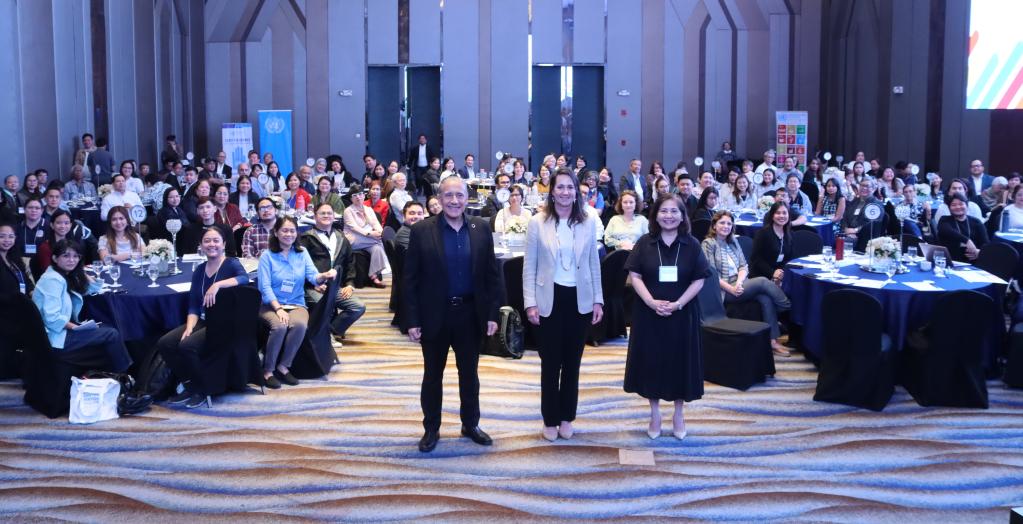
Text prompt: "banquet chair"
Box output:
[[586, 249, 629, 345], [382, 225, 396, 243], [900, 234, 921, 254], [801, 181, 819, 207], [1007, 320, 1023, 389], [813, 289, 894, 411], [289, 272, 341, 379], [985, 205, 1004, 238], [384, 240, 407, 332], [736, 235, 753, 261], [902, 290, 993, 408], [691, 219, 711, 241], [853, 213, 888, 253], [502, 255, 538, 351], [974, 242, 1018, 283], [0, 293, 86, 418], [696, 268, 774, 390], [351, 250, 371, 288], [791, 229, 824, 259], [196, 286, 265, 403]]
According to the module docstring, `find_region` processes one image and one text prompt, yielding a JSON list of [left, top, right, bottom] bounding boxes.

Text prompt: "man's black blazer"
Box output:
[[407, 144, 437, 170], [401, 214, 501, 340]]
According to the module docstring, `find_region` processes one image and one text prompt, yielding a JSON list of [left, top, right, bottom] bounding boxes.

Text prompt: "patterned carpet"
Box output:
[[1, 282, 1022, 522]]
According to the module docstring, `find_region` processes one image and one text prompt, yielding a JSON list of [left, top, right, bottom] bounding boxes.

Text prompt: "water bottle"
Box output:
[[1001, 209, 1009, 233]]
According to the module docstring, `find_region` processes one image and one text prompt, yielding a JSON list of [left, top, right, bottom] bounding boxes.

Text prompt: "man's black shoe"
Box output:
[[418, 430, 439, 452], [460, 426, 492, 446]]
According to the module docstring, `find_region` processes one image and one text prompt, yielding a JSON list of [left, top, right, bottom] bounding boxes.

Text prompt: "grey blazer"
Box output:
[[523, 212, 604, 317]]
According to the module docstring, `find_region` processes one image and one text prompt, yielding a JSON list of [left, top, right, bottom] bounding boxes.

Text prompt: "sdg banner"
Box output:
[[258, 110, 293, 176], [221, 123, 253, 174], [775, 111, 808, 170]]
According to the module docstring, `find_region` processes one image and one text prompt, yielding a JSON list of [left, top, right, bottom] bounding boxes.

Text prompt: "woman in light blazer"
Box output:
[[523, 168, 604, 442]]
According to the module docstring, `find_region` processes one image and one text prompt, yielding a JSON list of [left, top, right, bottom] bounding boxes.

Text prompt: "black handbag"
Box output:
[[480, 306, 525, 359], [82, 371, 154, 416]]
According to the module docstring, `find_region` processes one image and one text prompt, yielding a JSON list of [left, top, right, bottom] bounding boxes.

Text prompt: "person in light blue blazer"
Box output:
[[32, 239, 131, 372]]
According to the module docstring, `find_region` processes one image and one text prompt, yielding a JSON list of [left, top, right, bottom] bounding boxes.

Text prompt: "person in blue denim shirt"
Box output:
[[257, 216, 336, 388], [32, 239, 131, 372]]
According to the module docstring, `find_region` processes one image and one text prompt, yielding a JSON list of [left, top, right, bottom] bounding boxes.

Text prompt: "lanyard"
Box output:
[[956, 217, 971, 238], [657, 238, 682, 267], [199, 261, 222, 319]]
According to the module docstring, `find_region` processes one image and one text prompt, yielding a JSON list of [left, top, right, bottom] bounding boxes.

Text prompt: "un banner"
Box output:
[[258, 110, 293, 177]]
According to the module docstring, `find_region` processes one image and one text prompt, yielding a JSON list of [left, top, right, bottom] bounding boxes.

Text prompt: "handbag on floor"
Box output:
[[480, 306, 525, 359], [68, 376, 120, 424], [82, 371, 154, 416]]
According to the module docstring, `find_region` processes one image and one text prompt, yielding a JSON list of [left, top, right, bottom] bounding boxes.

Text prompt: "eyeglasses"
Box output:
[[258, 205, 275, 211], [57, 252, 80, 259]]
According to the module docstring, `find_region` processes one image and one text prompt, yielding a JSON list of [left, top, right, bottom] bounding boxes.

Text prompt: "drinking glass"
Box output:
[[108, 264, 121, 288], [130, 249, 143, 268], [842, 238, 853, 260], [147, 263, 161, 288], [822, 246, 834, 273], [907, 246, 918, 264], [91, 260, 102, 276], [934, 254, 947, 277], [102, 255, 113, 273], [884, 258, 897, 284]]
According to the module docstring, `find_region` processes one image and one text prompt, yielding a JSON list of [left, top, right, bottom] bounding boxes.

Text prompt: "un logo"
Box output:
[[265, 116, 285, 134]]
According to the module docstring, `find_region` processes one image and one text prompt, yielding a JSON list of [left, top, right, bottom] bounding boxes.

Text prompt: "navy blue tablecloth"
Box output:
[[734, 212, 837, 247], [69, 206, 104, 236], [83, 262, 196, 341], [783, 256, 1004, 368], [994, 231, 1023, 281]]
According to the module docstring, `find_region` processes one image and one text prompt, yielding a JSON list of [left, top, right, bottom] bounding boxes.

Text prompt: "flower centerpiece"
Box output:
[[144, 239, 175, 274], [504, 217, 528, 246], [757, 195, 775, 217], [914, 183, 931, 199], [866, 236, 900, 271], [97, 184, 113, 198]]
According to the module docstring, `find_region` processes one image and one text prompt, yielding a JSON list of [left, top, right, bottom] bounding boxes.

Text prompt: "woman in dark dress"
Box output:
[[749, 202, 794, 283], [624, 193, 710, 441]]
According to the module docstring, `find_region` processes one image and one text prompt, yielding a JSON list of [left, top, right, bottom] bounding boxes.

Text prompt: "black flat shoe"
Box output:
[[264, 375, 282, 389], [184, 393, 208, 409], [167, 389, 191, 404], [274, 370, 299, 386], [461, 426, 492, 446], [418, 430, 439, 453]]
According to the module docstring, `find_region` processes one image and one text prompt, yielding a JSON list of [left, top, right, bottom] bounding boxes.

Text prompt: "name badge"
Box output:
[[19, 283, 26, 294], [36, 229, 44, 238], [853, 207, 861, 215], [25, 244, 36, 254], [658, 266, 678, 282], [280, 279, 296, 294]]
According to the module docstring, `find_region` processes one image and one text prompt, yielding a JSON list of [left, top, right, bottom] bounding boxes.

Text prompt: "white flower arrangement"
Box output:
[[757, 195, 775, 213], [867, 236, 899, 261], [144, 239, 175, 261], [505, 218, 528, 235], [914, 183, 931, 199], [97, 184, 113, 198]]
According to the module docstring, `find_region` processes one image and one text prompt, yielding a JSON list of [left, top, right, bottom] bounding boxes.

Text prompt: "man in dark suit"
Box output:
[[87, 137, 115, 186], [215, 151, 232, 178], [457, 153, 476, 179], [619, 158, 648, 208], [301, 203, 366, 342], [968, 159, 994, 195], [674, 175, 699, 218], [407, 134, 437, 196], [481, 173, 512, 218], [402, 175, 500, 453]]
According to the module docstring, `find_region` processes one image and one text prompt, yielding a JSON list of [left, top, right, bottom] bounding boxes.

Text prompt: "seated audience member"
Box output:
[[702, 211, 792, 356], [603, 190, 648, 251], [283, 173, 312, 212], [301, 203, 366, 341], [241, 197, 278, 258], [99, 173, 143, 221], [777, 156, 803, 183], [578, 181, 606, 243], [581, 171, 605, 213], [510, 160, 530, 187], [749, 202, 795, 283], [181, 179, 212, 223], [180, 198, 236, 256], [1003, 185, 1023, 230], [932, 178, 984, 224], [394, 201, 426, 250], [1, 176, 19, 217], [17, 198, 48, 264], [755, 168, 782, 198], [773, 189, 808, 227], [494, 184, 533, 233], [154, 188, 190, 241], [875, 167, 905, 200], [34, 210, 91, 277], [157, 227, 249, 408], [311, 176, 345, 216], [675, 176, 698, 218], [17, 172, 43, 208], [899, 184, 930, 238], [258, 216, 337, 388], [692, 187, 720, 222], [535, 165, 552, 195], [388, 173, 413, 224], [783, 174, 813, 214], [62, 165, 97, 201], [425, 196, 442, 217], [481, 173, 513, 218], [229, 175, 258, 216], [119, 160, 145, 196], [41, 186, 66, 222], [364, 180, 390, 226], [343, 185, 387, 288], [841, 178, 884, 244], [33, 240, 131, 372], [0, 221, 32, 295], [980, 176, 1008, 210], [693, 171, 717, 200], [97, 206, 145, 263], [720, 174, 756, 210], [212, 184, 248, 232], [937, 193, 988, 262], [816, 177, 847, 231]]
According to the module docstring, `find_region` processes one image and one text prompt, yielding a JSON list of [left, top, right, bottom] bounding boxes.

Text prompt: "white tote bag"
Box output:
[[69, 377, 120, 424]]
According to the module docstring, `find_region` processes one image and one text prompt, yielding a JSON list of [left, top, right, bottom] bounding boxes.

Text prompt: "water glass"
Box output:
[[147, 263, 161, 288], [102, 255, 113, 273], [109, 264, 121, 288], [91, 260, 103, 276], [906, 246, 918, 265], [934, 254, 947, 277], [884, 258, 897, 283], [842, 238, 853, 260], [821, 246, 834, 272]]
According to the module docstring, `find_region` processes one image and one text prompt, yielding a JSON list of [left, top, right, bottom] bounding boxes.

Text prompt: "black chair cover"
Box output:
[[696, 268, 774, 390], [502, 256, 539, 351], [900, 234, 921, 253], [691, 219, 711, 242], [975, 242, 1018, 282], [736, 235, 753, 261], [289, 273, 341, 379], [801, 181, 819, 207], [853, 213, 888, 253], [198, 286, 264, 395], [385, 240, 407, 332], [352, 250, 371, 288], [902, 290, 992, 408], [1007, 322, 1023, 389], [813, 289, 894, 411], [791, 229, 823, 259], [587, 250, 629, 345]]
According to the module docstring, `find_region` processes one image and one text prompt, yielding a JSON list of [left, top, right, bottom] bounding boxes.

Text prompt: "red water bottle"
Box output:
[[835, 236, 844, 261]]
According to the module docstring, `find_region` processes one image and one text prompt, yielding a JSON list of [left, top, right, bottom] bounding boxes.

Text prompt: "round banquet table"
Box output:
[[733, 211, 837, 247], [782, 254, 1004, 369], [83, 261, 198, 342]]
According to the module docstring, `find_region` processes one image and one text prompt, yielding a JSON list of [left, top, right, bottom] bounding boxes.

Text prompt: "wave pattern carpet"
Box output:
[[1, 283, 1022, 522]]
